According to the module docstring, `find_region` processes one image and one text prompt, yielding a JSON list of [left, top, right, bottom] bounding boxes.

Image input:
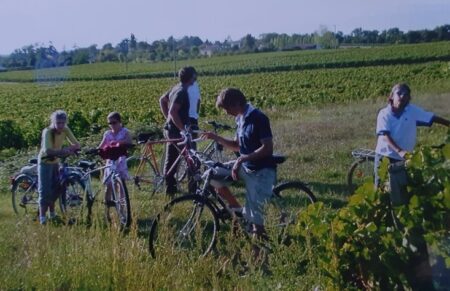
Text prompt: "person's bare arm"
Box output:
[[159, 93, 169, 119], [201, 132, 239, 152], [383, 134, 407, 158], [238, 138, 273, 163], [168, 102, 185, 131], [232, 138, 273, 180], [432, 115, 450, 127]]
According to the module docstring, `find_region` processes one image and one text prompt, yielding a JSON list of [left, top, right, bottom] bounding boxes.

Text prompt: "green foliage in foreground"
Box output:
[[294, 134, 450, 289]]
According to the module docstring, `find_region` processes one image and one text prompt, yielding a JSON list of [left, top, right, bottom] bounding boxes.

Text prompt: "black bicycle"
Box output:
[[148, 147, 316, 258]]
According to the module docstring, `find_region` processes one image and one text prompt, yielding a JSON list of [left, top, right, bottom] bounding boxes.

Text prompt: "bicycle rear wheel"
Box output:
[[347, 159, 374, 192], [105, 178, 131, 229], [132, 158, 164, 195], [11, 175, 39, 217], [267, 182, 316, 242], [148, 194, 219, 258], [59, 176, 86, 224]]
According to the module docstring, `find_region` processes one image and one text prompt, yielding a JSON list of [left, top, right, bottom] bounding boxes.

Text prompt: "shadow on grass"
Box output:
[[136, 217, 154, 237], [307, 181, 350, 209]]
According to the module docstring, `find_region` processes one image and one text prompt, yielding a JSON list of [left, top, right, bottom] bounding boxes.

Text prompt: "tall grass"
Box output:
[[0, 92, 449, 289]]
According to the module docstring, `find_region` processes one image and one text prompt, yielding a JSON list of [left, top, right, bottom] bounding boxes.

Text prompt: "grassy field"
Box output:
[[1, 91, 449, 289]]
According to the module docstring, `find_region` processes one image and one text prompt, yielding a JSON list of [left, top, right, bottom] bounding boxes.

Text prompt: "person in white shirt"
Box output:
[[375, 83, 450, 205], [375, 83, 450, 290], [188, 76, 201, 149]]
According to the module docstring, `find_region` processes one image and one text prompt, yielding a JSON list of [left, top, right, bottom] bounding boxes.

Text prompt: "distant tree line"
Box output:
[[0, 25, 449, 71]]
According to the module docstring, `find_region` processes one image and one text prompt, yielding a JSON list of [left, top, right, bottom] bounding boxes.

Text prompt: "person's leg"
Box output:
[[373, 153, 383, 189], [216, 187, 241, 208], [190, 118, 198, 151], [38, 162, 58, 224], [240, 167, 276, 237], [388, 163, 433, 289], [104, 182, 113, 206], [164, 130, 181, 195], [388, 162, 409, 206]]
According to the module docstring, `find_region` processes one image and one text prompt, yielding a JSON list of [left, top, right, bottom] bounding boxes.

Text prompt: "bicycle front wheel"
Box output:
[[105, 178, 131, 229], [347, 159, 374, 193], [11, 175, 39, 217], [266, 182, 316, 242], [59, 176, 86, 224], [149, 194, 219, 258]]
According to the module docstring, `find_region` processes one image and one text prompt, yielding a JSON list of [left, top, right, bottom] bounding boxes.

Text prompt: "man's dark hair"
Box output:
[[216, 88, 247, 109], [178, 66, 197, 84]]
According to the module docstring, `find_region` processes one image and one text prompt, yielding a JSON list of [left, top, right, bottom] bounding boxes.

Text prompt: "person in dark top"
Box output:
[[201, 88, 276, 243], [159, 66, 197, 195]]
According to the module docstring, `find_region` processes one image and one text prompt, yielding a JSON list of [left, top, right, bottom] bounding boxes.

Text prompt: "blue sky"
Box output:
[[0, 0, 449, 54]]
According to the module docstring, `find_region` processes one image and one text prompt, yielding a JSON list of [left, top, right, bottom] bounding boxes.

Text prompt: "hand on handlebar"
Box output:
[[62, 146, 80, 156], [199, 131, 217, 141]]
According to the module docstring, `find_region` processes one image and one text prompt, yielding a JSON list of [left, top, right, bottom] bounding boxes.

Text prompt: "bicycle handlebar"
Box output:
[[206, 120, 233, 131], [177, 130, 202, 146], [42, 149, 80, 161]]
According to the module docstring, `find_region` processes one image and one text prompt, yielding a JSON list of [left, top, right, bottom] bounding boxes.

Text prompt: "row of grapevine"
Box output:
[[0, 42, 448, 82], [0, 61, 448, 150]]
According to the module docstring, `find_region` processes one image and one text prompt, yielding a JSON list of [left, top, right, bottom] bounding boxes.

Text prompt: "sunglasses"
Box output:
[[396, 90, 410, 97], [108, 121, 118, 125]]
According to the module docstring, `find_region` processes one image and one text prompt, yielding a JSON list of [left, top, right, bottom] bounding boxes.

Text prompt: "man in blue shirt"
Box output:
[[201, 88, 276, 241]]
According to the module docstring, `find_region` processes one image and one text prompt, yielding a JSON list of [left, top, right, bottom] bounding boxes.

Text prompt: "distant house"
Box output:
[[199, 44, 222, 57], [0, 65, 6, 72]]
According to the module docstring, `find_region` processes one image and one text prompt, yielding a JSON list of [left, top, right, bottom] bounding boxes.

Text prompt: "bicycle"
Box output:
[[174, 120, 236, 182], [80, 144, 133, 229], [148, 148, 317, 258], [11, 156, 86, 222], [347, 148, 376, 192], [10, 158, 39, 216], [195, 120, 236, 162], [129, 129, 201, 195]]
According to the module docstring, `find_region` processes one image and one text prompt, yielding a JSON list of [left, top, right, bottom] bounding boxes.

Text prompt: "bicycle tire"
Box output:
[[347, 159, 374, 192], [11, 174, 39, 217], [148, 194, 219, 258], [105, 178, 131, 229], [59, 176, 86, 224], [133, 158, 164, 196], [269, 182, 316, 242], [202, 143, 235, 163]]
